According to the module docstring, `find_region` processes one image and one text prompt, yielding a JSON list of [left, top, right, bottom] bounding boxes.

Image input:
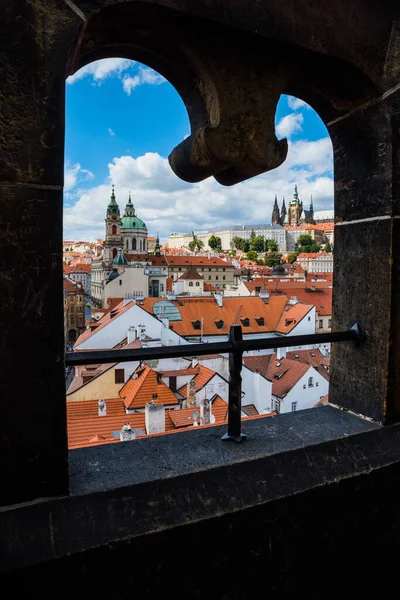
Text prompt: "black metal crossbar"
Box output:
[[65, 323, 364, 442]]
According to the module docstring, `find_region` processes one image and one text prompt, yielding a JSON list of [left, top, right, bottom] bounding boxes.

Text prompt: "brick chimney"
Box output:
[[200, 398, 211, 425], [215, 292, 223, 307], [186, 379, 196, 408], [277, 347, 286, 359], [120, 423, 135, 442], [127, 326, 136, 344], [145, 401, 165, 435]]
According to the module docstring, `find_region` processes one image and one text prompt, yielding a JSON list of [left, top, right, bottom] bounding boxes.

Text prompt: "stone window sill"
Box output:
[[3, 406, 400, 574]]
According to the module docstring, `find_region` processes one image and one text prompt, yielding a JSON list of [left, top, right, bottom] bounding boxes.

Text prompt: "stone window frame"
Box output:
[[3, 2, 400, 576]]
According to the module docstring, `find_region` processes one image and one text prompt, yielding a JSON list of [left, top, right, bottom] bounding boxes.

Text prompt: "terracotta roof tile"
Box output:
[[178, 267, 204, 280], [266, 356, 310, 398], [177, 365, 216, 398], [275, 303, 314, 334], [140, 296, 289, 337], [120, 366, 179, 409]]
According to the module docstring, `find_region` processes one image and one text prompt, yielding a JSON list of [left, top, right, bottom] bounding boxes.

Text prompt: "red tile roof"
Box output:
[[140, 296, 290, 337], [120, 366, 179, 409], [266, 356, 310, 398], [177, 364, 216, 398], [275, 303, 314, 334], [178, 267, 204, 280]]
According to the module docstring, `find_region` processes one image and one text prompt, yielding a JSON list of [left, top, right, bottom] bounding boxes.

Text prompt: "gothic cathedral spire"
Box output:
[[271, 194, 280, 225]]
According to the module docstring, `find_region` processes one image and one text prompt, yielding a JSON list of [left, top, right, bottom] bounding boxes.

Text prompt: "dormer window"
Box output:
[[192, 319, 201, 330], [241, 317, 250, 327], [215, 319, 224, 329], [255, 316, 264, 326]]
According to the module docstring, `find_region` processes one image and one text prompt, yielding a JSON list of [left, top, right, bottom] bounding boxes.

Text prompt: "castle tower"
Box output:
[[287, 184, 303, 226], [103, 185, 122, 264], [271, 194, 280, 225]]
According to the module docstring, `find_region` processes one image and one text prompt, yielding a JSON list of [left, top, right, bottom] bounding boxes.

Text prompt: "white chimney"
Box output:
[[145, 401, 165, 435], [120, 423, 135, 441], [277, 347, 286, 359], [288, 296, 298, 305], [98, 399, 106, 416], [200, 398, 211, 425], [191, 357, 198, 368], [215, 292, 223, 307], [127, 326, 136, 344]]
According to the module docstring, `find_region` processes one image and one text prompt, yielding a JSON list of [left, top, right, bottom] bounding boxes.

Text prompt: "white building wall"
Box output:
[[241, 366, 273, 414], [195, 374, 228, 404], [272, 367, 329, 414], [103, 267, 149, 306], [75, 304, 189, 350]]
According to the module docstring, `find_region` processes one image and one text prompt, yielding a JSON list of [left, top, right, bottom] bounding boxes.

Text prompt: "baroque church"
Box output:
[[272, 184, 315, 227], [103, 185, 149, 263], [90, 187, 161, 306]]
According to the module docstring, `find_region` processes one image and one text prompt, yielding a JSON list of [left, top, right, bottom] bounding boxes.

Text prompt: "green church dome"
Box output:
[[113, 248, 128, 266], [121, 215, 147, 229]]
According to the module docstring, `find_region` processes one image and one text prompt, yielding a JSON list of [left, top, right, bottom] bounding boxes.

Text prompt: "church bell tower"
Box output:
[[103, 185, 122, 265]]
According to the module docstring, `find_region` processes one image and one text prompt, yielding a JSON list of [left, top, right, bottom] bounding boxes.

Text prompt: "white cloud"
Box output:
[[122, 67, 166, 95], [108, 128, 115, 137], [64, 163, 94, 192], [67, 58, 133, 85], [287, 96, 310, 111], [63, 137, 333, 241], [276, 113, 304, 138]]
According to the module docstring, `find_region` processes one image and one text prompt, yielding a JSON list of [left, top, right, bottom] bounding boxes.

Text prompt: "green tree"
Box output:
[[255, 258, 265, 266], [189, 238, 204, 252], [324, 242, 333, 253], [250, 235, 265, 253], [250, 229, 256, 240], [208, 235, 222, 251], [246, 250, 258, 261], [231, 236, 245, 250], [264, 252, 279, 267], [297, 234, 320, 253], [266, 239, 279, 252], [287, 252, 299, 264]]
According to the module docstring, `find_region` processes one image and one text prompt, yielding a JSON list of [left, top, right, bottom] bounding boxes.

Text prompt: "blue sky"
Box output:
[[64, 58, 333, 241]]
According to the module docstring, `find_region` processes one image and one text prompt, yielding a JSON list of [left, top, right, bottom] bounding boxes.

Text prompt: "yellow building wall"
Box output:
[[67, 367, 124, 402]]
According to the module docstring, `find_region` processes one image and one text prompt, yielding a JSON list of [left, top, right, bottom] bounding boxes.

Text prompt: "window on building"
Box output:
[[291, 402, 297, 412], [223, 276, 225, 280], [70, 317, 74, 325], [329, 319, 332, 328], [113, 248, 118, 259], [115, 369, 124, 384], [216, 276, 219, 280], [195, 281, 200, 286], [303, 384, 306, 389], [308, 316, 311, 321], [274, 399, 281, 413], [255, 317, 264, 326], [209, 276, 211, 280], [308, 377, 314, 388], [70, 304, 74, 313], [319, 319, 323, 328], [316, 381, 319, 387], [132, 238, 137, 251], [240, 318, 250, 327], [192, 320, 201, 330], [215, 319, 224, 329], [223, 268, 225, 271], [189, 281, 193, 286], [112, 224, 117, 235], [119, 280, 122, 285]]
